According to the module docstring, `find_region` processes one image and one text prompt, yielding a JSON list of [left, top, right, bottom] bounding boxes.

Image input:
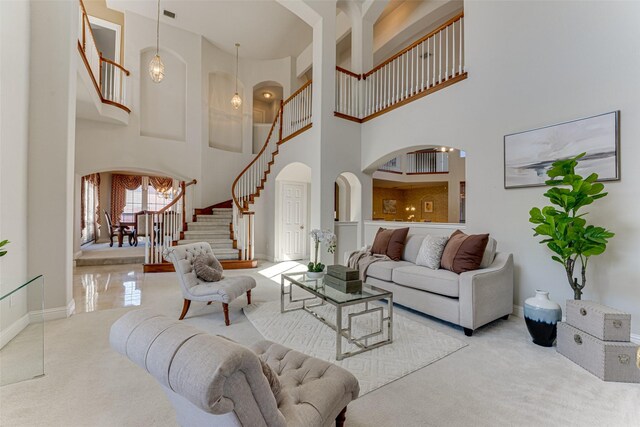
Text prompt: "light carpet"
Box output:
[[244, 300, 466, 395]]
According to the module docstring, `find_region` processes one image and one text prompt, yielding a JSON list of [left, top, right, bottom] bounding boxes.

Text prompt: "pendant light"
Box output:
[[230, 43, 242, 109], [149, 0, 165, 83]]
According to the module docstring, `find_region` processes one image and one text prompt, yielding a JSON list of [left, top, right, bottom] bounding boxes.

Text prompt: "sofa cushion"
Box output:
[[401, 234, 426, 263], [371, 228, 394, 255], [386, 228, 409, 261], [415, 235, 449, 270], [366, 260, 414, 282], [193, 253, 224, 282], [480, 237, 497, 269], [441, 230, 489, 274], [392, 265, 460, 298]]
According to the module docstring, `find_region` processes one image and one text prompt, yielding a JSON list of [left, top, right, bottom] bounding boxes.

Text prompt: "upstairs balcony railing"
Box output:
[[77, 0, 130, 113], [336, 12, 465, 122], [406, 150, 449, 174]]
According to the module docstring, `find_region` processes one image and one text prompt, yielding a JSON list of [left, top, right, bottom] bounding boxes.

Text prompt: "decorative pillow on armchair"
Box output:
[[193, 253, 224, 282], [440, 230, 489, 274]]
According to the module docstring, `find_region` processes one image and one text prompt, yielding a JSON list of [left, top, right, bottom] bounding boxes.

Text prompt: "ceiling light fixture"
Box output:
[[149, 0, 165, 83], [263, 92, 273, 99], [231, 43, 242, 110]]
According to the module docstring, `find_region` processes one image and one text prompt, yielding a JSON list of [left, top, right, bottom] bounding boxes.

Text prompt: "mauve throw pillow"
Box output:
[[193, 253, 224, 282], [440, 230, 489, 274], [386, 227, 409, 261], [371, 228, 394, 255]]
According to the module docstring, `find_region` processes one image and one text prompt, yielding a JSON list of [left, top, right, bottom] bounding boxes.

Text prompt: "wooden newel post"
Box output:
[[279, 100, 284, 141], [181, 181, 187, 232]]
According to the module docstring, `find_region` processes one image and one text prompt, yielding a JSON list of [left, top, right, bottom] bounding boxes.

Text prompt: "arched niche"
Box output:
[[274, 162, 312, 261], [252, 81, 284, 154], [140, 48, 186, 141], [370, 146, 466, 223], [209, 71, 244, 152]]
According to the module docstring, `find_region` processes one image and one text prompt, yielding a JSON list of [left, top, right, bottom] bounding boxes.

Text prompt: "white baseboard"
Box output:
[[513, 305, 639, 344], [255, 254, 275, 263], [512, 304, 524, 318], [74, 250, 82, 260], [0, 313, 30, 349], [29, 299, 75, 322]]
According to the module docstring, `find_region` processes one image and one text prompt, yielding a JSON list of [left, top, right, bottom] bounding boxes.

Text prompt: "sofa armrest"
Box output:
[[458, 253, 514, 330]]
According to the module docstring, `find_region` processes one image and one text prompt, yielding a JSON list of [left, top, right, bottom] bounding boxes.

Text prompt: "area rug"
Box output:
[[244, 300, 467, 395]]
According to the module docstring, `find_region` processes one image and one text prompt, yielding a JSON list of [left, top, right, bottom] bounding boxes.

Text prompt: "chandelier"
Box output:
[[149, 0, 165, 83], [231, 43, 242, 109]]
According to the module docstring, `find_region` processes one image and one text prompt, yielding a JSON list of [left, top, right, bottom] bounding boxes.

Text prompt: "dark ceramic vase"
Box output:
[[524, 290, 562, 347]]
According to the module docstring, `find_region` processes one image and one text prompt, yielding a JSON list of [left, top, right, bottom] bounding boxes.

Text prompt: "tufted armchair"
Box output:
[[110, 309, 360, 427], [163, 242, 256, 325]]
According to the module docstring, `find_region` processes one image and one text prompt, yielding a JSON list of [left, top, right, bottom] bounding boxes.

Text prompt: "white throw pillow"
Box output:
[[415, 235, 449, 270]]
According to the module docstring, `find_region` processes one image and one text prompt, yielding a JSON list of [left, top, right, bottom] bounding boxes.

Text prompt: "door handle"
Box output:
[[300, 225, 304, 230]]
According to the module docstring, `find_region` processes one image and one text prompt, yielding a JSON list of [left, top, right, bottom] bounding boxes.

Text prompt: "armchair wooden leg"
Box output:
[[179, 299, 191, 320], [246, 290, 252, 305], [207, 301, 212, 305], [223, 303, 230, 326], [335, 407, 347, 427]]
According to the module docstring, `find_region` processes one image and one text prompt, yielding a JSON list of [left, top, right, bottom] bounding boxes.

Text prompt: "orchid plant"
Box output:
[[308, 229, 336, 273]]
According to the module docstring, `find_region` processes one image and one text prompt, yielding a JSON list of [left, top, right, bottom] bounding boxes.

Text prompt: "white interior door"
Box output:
[[281, 182, 307, 260]]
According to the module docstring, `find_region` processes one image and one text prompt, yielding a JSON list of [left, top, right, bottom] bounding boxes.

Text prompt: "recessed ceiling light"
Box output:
[[263, 92, 273, 99]]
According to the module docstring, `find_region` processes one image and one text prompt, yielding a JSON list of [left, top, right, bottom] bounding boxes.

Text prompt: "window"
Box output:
[[123, 186, 143, 214], [147, 185, 174, 211]]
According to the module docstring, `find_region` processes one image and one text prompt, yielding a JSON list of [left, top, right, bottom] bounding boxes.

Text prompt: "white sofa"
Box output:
[[362, 234, 514, 336]]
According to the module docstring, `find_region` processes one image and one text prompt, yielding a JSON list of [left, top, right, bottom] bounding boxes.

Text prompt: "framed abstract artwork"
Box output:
[[382, 199, 397, 214], [504, 111, 620, 189]]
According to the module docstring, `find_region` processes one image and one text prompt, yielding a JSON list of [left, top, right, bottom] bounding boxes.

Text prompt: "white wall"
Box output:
[[0, 0, 30, 343], [361, 1, 640, 335]]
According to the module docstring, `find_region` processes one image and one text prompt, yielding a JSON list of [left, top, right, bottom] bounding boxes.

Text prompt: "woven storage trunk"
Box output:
[[566, 300, 631, 342], [557, 322, 640, 383], [327, 265, 359, 281]]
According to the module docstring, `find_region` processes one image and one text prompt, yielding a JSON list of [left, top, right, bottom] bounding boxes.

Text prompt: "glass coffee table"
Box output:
[[281, 272, 393, 360]]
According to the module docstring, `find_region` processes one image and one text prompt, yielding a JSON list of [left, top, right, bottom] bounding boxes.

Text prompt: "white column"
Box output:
[[27, 0, 78, 317]]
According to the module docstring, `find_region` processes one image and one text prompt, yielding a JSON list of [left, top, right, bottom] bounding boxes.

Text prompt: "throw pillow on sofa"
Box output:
[[415, 235, 449, 269], [193, 253, 224, 282], [371, 227, 410, 261], [440, 230, 489, 274], [371, 228, 394, 255]]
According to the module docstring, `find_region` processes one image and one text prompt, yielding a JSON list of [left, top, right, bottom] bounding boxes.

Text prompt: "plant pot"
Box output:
[[524, 290, 562, 347], [306, 271, 324, 279]]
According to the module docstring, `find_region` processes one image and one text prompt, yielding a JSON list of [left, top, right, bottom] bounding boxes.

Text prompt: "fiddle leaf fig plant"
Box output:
[[529, 153, 614, 300], [0, 239, 9, 257]]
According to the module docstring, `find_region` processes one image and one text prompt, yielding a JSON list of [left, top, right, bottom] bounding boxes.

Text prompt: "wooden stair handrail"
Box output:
[[363, 12, 464, 78], [231, 105, 282, 212], [78, 0, 131, 112], [283, 80, 312, 106], [336, 66, 362, 80], [232, 80, 313, 212], [100, 57, 131, 76]]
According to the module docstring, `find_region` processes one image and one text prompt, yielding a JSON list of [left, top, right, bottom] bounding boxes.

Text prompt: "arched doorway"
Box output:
[[334, 172, 363, 263], [274, 162, 311, 261]]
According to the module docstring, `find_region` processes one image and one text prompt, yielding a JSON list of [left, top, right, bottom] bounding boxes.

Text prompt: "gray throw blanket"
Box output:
[[347, 248, 389, 281]]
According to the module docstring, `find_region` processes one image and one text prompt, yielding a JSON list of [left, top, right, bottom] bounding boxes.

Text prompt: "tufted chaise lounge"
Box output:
[[110, 309, 360, 427], [163, 242, 256, 325]]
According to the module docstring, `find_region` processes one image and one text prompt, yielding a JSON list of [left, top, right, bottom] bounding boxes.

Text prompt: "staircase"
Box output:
[[178, 208, 239, 260]]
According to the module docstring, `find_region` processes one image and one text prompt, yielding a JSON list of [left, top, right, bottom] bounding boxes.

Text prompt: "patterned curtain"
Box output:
[[111, 174, 142, 222], [80, 173, 101, 234], [149, 176, 174, 196]]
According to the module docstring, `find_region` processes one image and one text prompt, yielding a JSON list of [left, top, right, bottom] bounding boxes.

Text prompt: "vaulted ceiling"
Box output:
[[108, 0, 313, 59]]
